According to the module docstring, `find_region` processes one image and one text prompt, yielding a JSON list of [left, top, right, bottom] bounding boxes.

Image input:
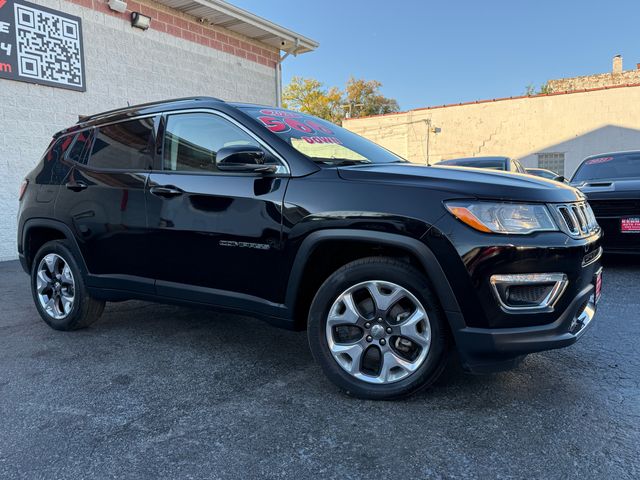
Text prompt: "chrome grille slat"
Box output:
[[553, 202, 600, 238]]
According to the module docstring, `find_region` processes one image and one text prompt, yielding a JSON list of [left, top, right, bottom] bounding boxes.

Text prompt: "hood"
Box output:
[[338, 163, 584, 203], [572, 177, 640, 200]]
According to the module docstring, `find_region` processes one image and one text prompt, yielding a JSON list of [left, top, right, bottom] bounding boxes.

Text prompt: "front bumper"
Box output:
[[454, 281, 598, 373], [428, 212, 603, 373]]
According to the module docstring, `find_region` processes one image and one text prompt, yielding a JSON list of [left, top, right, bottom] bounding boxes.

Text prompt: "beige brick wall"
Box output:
[[343, 85, 640, 178]]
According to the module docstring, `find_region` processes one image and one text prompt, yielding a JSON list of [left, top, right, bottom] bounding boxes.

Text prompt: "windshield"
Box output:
[[572, 153, 640, 182], [241, 107, 406, 165], [439, 159, 506, 170], [529, 169, 556, 179]]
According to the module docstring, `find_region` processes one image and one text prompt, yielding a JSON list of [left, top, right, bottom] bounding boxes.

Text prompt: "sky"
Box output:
[[232, 0, 640, 111]]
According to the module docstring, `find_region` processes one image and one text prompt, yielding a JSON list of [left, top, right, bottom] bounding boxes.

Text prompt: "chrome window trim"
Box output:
[[489, 273, 569, 314], [58, 108, 291, 175], [58, 113, 159, 141], [160, 108, 291, 176], [84, 115, 158, 171]]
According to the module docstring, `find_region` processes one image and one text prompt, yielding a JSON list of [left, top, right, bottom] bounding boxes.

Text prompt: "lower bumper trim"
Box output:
[[454, 283, 597, 373]]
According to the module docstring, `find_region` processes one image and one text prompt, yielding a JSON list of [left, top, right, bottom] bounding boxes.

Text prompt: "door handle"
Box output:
[[150, 185, 184, 198], [65, 181, 87, 192]]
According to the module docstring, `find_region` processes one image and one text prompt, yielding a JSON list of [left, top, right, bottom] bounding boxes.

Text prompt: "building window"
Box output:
[[537, 152, 565, 175]]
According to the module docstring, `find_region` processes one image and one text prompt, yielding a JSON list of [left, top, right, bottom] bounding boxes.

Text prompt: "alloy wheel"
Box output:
[[326, 280, 431, 384], [36, 253, 75, 320]]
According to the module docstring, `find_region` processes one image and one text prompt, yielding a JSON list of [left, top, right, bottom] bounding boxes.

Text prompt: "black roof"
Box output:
[[56, 96, 227, 137]]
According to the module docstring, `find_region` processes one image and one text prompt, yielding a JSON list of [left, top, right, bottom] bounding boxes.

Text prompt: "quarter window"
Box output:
[[88, 118, 155, 170], [66, 130, 92, 164], [162, 113, 266, 173]]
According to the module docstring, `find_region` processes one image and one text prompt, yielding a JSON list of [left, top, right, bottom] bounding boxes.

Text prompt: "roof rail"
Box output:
[[77, 96, 224, 124]]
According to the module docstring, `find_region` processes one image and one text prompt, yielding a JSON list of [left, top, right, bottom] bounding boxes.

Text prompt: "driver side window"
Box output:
[[162, 112, 262, 173]]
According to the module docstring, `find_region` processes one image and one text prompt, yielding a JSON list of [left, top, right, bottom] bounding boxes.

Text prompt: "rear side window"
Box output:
[[88, 118, 155, 170], [66, 130, 92, 164], [36, 136, 75, 184]]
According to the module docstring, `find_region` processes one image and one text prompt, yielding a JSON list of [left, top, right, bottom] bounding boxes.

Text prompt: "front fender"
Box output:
[[284, 228, 465, 332]]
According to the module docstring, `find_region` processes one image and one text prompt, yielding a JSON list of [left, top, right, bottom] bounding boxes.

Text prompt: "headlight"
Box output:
[[445, 201, 558, 234]]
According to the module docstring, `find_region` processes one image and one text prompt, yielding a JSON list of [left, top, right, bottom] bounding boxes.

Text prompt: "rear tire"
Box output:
[[308, 256, 450, 400], [31, 240, 105, 331]]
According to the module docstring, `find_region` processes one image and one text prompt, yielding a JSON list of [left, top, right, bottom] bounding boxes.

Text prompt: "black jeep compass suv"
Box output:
[[17, 97, 603, 399]]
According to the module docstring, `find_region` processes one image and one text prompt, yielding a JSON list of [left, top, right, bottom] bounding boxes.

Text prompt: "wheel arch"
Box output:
[[21, 219, 88, 275], [285, 229, 463, 331]]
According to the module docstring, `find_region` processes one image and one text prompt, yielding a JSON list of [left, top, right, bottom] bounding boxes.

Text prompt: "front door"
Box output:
[[145, 111, 288, 304]]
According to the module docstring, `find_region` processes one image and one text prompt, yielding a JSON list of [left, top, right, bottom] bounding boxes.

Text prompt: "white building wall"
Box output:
[[344, 85, 640, 182], [0, 0, 278, 260]]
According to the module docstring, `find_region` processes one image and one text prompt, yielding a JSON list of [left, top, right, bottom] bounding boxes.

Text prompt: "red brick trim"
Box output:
[[66, 0, 280, 68], [346, 82, 640, 122]]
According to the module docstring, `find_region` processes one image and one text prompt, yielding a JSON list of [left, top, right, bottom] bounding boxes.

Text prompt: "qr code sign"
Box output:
[[13, 3, 83, 88]]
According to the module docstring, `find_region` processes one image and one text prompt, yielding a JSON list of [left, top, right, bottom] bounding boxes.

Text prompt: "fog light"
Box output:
[[490, 273, 568, 312]]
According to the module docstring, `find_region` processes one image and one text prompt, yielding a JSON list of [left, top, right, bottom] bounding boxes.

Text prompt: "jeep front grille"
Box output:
[[553, 202, 600, 238]]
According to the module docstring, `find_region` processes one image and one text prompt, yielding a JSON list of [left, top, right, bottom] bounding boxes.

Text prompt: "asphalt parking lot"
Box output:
[[0, 258, 638, 479]]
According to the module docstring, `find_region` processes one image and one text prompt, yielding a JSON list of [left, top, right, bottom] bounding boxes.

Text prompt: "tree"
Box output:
[[282, 77, 343, 123], [282, 76, 400, 122], [343, 77, 399, 118]]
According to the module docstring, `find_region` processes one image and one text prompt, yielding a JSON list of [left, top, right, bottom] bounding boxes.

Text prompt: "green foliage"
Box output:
[[282, 77, 343, 123], [524, 82, 553, 96], [282, 76, 400, 122], [538, 82, 552, 95]]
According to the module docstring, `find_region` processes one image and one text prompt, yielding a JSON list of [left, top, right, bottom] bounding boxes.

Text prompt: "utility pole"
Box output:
[[342, 103, 364, 119], [424, 119, 441, 165]]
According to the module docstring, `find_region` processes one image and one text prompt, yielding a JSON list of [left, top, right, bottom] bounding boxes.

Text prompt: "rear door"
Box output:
[[145, 110, 288, 304], [54, 116, 158, 291]]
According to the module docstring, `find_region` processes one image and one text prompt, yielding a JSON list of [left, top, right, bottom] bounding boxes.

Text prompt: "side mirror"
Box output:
[[554, 175, 566, 183], [216, 145, 276, 173]]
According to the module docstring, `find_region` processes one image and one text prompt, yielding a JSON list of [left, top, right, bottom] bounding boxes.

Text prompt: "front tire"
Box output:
[[31, 240, 105, 331], [308, 257, 450, 400]]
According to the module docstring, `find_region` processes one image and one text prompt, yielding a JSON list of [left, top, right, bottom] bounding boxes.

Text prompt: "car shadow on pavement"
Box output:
[[90, 298, 602, 408]]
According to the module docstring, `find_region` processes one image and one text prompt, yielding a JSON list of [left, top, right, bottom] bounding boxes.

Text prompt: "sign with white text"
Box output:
[[0, 0, 85, 91]]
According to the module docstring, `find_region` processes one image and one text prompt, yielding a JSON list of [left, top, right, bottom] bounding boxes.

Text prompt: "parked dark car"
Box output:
[[526, 167, 566, 183], [17, 97, 603, 399], [437, 156, 527, 173], [571, 150, 640, 253]]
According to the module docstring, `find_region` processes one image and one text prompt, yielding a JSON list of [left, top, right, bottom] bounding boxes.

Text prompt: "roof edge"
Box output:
[[191, 0, 318, 54], [345, 82, 640, 122]]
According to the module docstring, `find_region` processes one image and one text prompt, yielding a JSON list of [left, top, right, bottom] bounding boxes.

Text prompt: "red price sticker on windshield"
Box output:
[[259, 109, 301, 118], [585, 156, 614, 165], [258, 116, 289, 133], [301, 136, 343, 144], [285, 117, 314, 133], [257, 113, 337, 137]]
